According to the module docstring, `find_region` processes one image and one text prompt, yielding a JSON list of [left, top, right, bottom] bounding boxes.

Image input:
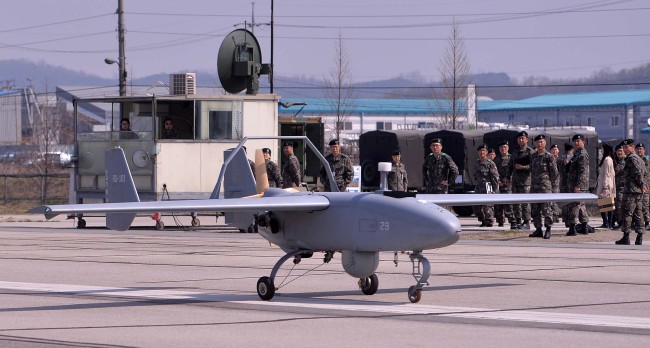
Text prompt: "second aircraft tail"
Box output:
[[105, 147, 140, 230]]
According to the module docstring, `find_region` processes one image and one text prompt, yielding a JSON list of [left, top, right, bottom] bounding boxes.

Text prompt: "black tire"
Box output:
[[191, 218, 200, 227], [77, 218, 86, 229], [408, 286, 422, 303], [453, 205, 473, 217], [257, 276, 275, 301], [360, 273, 379, 295]]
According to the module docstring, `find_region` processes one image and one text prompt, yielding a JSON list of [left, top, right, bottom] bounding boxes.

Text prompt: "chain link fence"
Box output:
[[0, 173, 69, 205]]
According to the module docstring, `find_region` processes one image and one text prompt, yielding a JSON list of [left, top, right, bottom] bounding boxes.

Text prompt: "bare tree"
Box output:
[[324, 31, 355, 142], [432, 19, 471, 129]]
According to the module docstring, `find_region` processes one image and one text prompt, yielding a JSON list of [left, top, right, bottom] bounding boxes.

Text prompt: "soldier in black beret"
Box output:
[[320, 138, 353, 192], [616, 138, 647, 245], [423, 137, 458, 194], [282, 141, 301, 188], [511, 130, 533, 230], [473, 143, 499, 227], [634, 142, 650, 229], [529, 133, 558, 239], [388, 149, 408, 192], [566, 132, 593, 235], [262, 148, 282, 188], [495, 138, 515, 228]]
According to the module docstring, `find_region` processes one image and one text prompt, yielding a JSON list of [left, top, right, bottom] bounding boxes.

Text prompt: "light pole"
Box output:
[[105, 0, 126, 96], [104, 58, 126, 96]]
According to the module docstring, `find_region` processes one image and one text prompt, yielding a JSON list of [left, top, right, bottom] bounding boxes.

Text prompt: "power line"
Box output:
[[0, 13, 114, 33]]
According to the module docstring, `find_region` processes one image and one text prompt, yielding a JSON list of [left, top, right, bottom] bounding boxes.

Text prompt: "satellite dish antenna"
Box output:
[[217, 29, 270, 95], [132, 149, 149, 168]]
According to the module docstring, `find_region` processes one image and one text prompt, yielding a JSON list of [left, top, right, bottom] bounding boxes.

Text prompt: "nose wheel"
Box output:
[[407, 251, 430, 303]]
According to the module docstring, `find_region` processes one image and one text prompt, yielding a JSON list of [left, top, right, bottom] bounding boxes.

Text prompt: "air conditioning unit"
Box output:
[[169, 73, 196, 95]]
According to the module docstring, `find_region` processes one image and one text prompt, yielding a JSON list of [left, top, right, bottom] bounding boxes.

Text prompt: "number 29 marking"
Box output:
[[379, 221, 390, 231]]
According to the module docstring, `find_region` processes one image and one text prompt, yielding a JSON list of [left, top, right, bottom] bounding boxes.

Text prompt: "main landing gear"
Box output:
[[258, 250, 355, 301]]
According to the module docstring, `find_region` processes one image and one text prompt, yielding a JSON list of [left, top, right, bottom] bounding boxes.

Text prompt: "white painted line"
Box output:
[[1, 281, 649, 330]]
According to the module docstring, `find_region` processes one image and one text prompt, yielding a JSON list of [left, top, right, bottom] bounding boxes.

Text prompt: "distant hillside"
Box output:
[[2, 58, 650, 100]]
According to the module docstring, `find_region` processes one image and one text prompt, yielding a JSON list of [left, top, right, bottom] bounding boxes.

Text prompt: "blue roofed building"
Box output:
[[478, 89, 650, 142], [279, 89, 650, 144]]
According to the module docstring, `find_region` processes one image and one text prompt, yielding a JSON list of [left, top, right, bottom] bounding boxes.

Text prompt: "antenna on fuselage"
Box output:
[[378, 162, 392, 191]]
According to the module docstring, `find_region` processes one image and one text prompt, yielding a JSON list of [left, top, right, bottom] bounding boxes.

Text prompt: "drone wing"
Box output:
[[415, 193, 597, 206], [29, 194, 330, 230]]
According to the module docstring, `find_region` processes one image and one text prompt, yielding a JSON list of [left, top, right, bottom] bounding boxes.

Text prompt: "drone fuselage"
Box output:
[[258, 190, 461, 253]]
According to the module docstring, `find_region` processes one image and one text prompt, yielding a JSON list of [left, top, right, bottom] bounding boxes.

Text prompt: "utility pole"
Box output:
[[270, 0, 274, 93], [118, 0, 126, 96]]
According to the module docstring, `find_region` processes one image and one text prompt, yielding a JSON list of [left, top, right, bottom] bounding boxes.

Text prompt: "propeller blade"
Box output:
[[254, 149, 269, 194]]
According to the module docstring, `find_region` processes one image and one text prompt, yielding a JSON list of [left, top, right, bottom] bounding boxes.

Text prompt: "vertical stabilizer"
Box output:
[[105, 147, 139, 230], [219, 147, 257, 199]]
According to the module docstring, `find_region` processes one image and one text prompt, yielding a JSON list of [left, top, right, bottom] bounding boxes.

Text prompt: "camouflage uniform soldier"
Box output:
[[613, 144, 626, 229], [566, 134, 592, 236], [387, 149, 408, 192], [616, 139, 646, 245], [262, 148, 282, 188], [511, 131, 533, 230], [423, 138, 459, 194], [558, 143, 575, 225], [281, 141, 302, 188], [494, 140, 515, 228], [634, 143, 650, 229], [473, 144, 500, 227], [549, 144, 561, 222], [529, 135, 559, 239], [320, 139, 354, 192]]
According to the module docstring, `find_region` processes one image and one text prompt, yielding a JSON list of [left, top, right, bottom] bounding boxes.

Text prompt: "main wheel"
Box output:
[[191, 217, 200, 227], [77, 218, 86, 229], [257, 276, 275, 301], [408, 286, 422, 303], [155, 220, 164, 230], [359, 273, 379, 295]]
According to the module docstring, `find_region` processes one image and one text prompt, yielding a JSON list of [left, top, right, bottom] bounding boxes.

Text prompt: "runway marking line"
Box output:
[[1, 281, 649, 330]]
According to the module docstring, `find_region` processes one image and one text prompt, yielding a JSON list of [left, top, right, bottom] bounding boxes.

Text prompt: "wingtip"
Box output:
[[27, 206, 59, 220]]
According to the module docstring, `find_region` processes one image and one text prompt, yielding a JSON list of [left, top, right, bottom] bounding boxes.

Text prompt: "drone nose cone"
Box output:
[[436, 207, 461, 247]]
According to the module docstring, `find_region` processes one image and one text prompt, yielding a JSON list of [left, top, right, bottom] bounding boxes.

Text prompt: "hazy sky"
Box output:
[[1, 0, 648, 85]]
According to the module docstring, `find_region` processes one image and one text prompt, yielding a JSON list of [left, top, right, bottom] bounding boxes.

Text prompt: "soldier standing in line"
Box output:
[[387, 149, 408, 192], [510, 131, 533, 230], [529, 134, 559, 239], [473, 144, 500, 227], [616, 139, 647, 245], [262, 148, 282, 188], [566, 134, 592, 236], [549, 144, 561, 223], [320, 139, 354, 192], [612, 143, 626, 229], [487, 148, 497, 161], [281, 141, 302, 188], [495, 140, 515, 228], [423, 138, 459, 194], [558, 143, 575, 226], [634, 143, 650, 229]]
